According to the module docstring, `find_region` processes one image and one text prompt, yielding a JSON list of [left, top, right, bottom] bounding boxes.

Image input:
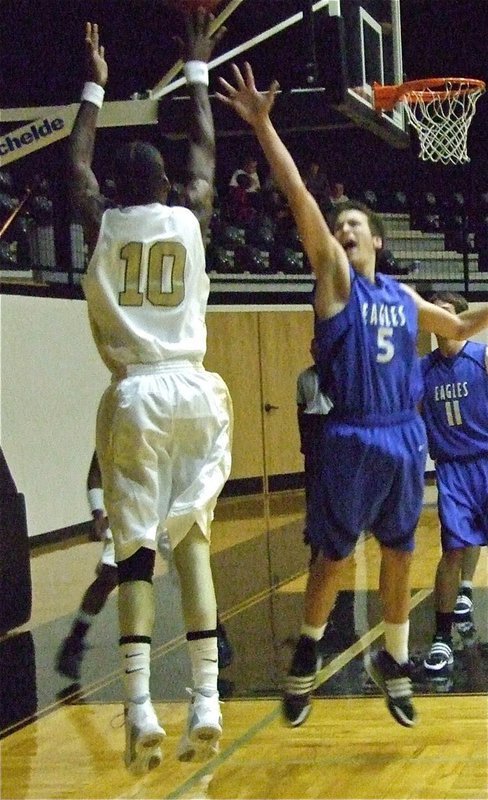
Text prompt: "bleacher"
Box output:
[[1, 166, 488, 296]]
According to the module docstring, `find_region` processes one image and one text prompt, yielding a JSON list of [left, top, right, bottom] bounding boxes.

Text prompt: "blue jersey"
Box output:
[[421, 340, 488, 463], [314, 269, 421, 420], [307, 269, 426, 558]]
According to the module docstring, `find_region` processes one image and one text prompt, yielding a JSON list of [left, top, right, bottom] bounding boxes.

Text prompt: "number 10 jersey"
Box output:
[[83, 203, 209, 375]]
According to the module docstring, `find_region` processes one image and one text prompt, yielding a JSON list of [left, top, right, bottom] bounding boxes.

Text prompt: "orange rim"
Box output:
[[373, 77, 485, 111]]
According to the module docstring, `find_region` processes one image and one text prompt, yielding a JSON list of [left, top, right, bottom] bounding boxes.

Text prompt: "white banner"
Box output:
[[0, 106, 77, 166]]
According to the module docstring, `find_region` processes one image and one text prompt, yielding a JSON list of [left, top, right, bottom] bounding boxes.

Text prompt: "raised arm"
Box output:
[[216, 62, 350, 317], [403, 283, 488, 339], [178, 10, 225, 239], [68, 22, 108, 254]]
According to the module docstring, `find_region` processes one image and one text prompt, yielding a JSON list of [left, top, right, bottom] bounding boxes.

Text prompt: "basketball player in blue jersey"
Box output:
[[217, 63, 488, 729], [420, 291, 487, 678], [68, 14, 232, 775]]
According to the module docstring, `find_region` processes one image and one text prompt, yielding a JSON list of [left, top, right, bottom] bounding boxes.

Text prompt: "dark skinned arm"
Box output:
[[68, 22, 107, 255]]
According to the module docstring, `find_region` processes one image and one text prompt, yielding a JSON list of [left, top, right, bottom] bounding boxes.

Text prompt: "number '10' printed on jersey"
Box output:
[[118, 241, 186, 308]]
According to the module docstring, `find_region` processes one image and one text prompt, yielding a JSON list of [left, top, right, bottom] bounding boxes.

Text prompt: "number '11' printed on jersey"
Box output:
[[445, 399, 463, 426]]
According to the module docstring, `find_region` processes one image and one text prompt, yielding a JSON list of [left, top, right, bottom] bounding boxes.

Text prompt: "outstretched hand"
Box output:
[[85, 22, 108, 87], [216, 62, 279, 127], [175, 7, 226, 64]]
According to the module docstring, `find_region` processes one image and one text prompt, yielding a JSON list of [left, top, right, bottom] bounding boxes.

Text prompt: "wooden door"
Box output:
[[205, 310, 265, 481], [258, 308, 315, 480]]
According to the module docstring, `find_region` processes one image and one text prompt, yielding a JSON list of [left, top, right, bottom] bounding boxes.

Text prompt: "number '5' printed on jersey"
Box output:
[[376, 326, 394, 363], [118, 240, 186, 307]]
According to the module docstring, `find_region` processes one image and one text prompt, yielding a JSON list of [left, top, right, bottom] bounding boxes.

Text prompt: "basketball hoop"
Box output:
[[373, 78, 485, 165]]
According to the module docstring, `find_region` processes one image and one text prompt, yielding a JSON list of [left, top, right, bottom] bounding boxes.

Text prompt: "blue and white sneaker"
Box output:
[[453, 591, 473, 624], [366, 649, 416, 727], [423, 635, 454, 678], [282, 636, 322, 727]]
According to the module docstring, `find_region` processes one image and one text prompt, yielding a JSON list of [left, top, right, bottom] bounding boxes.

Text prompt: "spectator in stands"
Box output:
[[329, 181, 349, 206], [302, 160, 331, 211], [224, 172, 258, 227], [261, 187, 293, 236], [229, 154, 261, 193]]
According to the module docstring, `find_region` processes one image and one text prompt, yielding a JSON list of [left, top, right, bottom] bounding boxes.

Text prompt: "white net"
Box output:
[[402, 80, 485, 165]]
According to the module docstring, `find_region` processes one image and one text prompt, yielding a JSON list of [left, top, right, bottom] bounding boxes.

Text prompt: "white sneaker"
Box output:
[[124, 696, 166, 776], [177, 688, 222, 763]]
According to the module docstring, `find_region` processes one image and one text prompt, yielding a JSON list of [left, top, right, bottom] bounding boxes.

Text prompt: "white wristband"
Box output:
[[81, 81, 105, 108], [184, 61, 209, 86], [88, 488, 105, 513]]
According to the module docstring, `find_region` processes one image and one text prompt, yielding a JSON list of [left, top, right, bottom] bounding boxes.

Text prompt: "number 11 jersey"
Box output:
[[421, 340, 488, 462]]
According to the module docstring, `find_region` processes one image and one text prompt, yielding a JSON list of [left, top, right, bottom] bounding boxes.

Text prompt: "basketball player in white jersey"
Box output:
[[55, 450, 234, 683], [68, 13, 231, 775]]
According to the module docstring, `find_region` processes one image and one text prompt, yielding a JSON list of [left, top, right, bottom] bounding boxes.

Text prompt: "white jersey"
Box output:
[[296, 366, 332, 415], [82, 203, 209, 374]]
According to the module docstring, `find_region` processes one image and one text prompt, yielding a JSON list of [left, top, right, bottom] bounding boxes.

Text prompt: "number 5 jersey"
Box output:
[[314, 268, 423, 420]]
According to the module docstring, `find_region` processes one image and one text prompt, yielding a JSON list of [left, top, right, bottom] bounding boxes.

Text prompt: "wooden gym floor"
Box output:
[[1, 489, 487, 800]]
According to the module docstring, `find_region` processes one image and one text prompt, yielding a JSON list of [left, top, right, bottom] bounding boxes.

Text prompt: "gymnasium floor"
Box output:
[[1, 489, 487, 800]]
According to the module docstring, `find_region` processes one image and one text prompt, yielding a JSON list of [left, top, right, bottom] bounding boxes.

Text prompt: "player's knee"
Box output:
[[118, 547, 155, 585]]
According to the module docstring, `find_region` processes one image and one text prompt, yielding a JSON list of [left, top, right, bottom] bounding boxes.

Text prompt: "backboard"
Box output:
[[158, 0, 408, 148], [0, 0, 409, 167], [338, 0, 407, 144]]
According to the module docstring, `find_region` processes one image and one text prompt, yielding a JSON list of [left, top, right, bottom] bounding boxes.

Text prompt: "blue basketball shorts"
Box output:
[[306, 415, 427, 560], [436, 456, 488, 550]]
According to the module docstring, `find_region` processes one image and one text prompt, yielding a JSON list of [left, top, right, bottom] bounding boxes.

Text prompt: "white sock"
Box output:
[[120, 641, 151, 702], [384, 621, 409, 666], [301, 623, 326, 642], [460, 580, 473, 591], [187, 636, 218, 693]]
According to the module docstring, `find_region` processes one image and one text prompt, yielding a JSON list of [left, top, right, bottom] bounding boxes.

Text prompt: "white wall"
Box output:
[[1, 295, 109, 536], [1, 294, 487, 536]]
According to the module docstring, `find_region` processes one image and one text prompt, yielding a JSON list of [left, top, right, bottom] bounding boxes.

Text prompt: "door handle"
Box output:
[[264, 402, 279, 412]]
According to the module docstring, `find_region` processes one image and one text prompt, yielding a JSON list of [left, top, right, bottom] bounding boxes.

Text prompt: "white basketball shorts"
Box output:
[[96, 363, 233, 563]]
